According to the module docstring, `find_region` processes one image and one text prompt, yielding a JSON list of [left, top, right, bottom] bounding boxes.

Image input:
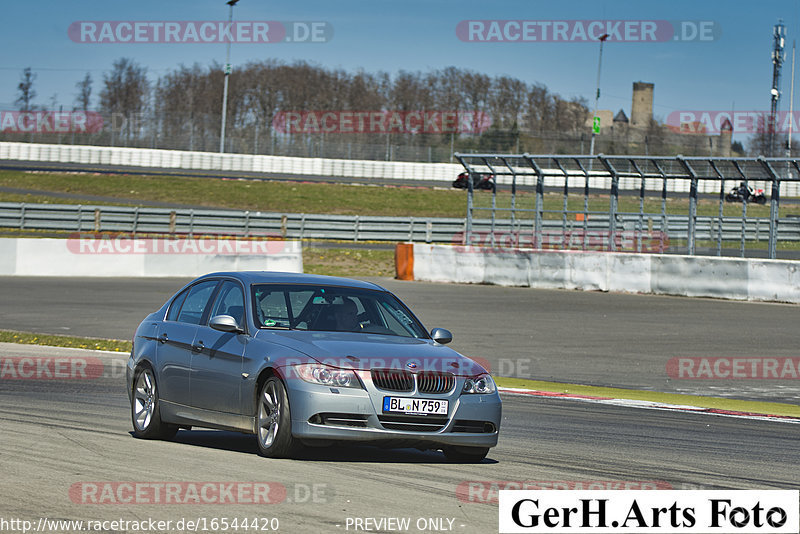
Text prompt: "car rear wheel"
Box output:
[[131, 367, 177, 440], [256, 377, 297, 458], [443, 446, 489, 463]]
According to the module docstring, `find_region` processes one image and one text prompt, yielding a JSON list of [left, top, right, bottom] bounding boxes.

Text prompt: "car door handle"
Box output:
[[158, 333, 168, 344], [192, 341, 204, 352]]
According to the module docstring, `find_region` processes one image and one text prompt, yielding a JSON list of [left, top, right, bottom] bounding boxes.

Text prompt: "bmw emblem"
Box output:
[[407, 362, 417, 369]]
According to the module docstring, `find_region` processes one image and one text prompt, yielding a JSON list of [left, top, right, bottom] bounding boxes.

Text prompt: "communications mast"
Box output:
[[769, 21, 786, 156]]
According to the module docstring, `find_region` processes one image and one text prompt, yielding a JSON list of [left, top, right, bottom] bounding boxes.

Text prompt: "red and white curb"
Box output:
[[498, 387, 800, 424]]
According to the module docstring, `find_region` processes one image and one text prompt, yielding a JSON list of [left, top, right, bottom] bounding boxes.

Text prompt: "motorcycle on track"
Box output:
[[725, 182, 767, 205]]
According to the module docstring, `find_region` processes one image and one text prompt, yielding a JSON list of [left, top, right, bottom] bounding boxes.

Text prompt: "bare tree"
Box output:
[[74, 73, 92, 110], [100, 58, 150, 143], [15, 67, 36, 111]]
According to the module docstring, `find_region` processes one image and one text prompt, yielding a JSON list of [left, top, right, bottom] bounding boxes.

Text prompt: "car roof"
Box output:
[[197, 271, 388, 292]]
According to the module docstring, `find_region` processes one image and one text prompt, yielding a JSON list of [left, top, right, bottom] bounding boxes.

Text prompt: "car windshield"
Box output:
[[251, 284, 428, 338]]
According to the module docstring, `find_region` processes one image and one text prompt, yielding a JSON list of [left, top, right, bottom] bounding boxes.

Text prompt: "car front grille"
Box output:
[[417, 372, 455, 394], [371, 369, 413, 392], [371, 369, 455, 394], [378, 415, 448, 432]]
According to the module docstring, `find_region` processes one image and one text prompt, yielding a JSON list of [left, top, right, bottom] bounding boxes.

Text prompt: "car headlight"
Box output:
[[294, 364, 362, 389], [462, 374, 496, 394]]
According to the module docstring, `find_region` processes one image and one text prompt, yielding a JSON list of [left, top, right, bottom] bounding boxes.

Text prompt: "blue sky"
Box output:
[[1, 0, 798, 142]]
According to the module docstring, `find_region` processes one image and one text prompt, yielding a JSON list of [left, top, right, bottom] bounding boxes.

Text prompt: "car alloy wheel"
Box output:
[[131, 367, 177, 440], [256, 377, 297, 458]]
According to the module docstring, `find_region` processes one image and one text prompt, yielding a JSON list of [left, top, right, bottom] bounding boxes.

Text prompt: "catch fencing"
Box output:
[[455, 153, 800, 259]]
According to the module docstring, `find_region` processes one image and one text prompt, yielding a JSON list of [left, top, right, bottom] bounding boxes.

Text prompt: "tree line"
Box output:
[[8, 58, 749, 158]]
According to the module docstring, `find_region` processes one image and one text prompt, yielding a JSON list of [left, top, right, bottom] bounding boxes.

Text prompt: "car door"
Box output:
[[190, 279, 247, 415], [156, 279, 219, 407]]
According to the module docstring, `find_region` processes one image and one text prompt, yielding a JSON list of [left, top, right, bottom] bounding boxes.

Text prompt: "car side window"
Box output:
[[209, 280, 246, 326], [166, 288, 189, 322], [255, 289, 291, 328], [175, 280, 219, 325]]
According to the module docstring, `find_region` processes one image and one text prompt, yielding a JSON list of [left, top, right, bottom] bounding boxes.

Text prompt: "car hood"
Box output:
[[255, 330, 488, 376]]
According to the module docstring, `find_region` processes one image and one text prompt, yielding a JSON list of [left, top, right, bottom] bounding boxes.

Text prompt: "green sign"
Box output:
[[224, 64, 232, 75], [592, 116, 601, 134]]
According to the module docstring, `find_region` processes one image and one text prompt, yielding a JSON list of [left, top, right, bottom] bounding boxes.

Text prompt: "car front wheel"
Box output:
[[256, 377, 297, 458], [131, 367, 177, 440]]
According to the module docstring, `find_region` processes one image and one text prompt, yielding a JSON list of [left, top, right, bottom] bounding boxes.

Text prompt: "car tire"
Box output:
[[442, 446, 490, 463], [131, 366, 178, 440], [256, 377, 297, 458]]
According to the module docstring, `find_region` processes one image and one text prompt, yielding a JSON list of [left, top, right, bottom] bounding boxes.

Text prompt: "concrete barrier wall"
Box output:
[[401, 244, 800, 304], [0, 238, 302, 277], [0, 141, 462, 183]]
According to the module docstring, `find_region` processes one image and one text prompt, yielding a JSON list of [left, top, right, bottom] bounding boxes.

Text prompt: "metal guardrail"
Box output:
[[455, 153, 800, 259], [1, 203, 799, 254]]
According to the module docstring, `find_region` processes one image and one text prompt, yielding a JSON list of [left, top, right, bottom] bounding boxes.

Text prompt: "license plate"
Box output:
[[382, 396, 448, 415]]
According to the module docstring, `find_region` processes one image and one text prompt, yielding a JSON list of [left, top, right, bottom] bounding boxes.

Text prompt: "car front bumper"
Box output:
[[285, 376, 501, 449]]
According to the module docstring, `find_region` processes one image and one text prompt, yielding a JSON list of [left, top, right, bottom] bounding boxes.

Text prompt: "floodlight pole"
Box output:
[[219, 0, 239, 153], [588, 33, 609, 158]]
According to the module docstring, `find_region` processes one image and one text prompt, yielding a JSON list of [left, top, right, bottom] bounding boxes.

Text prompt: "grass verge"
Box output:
[[1, 169, 794, 219], [494, 377, 800, 418], [0, 330, 131, 353], [303, 246, 395, 277]]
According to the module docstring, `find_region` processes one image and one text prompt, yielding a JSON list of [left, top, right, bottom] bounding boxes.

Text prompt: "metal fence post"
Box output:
[[524, 155, 545, 250], [554, 159, 570, 250], [759, 157, 781, 259], [708, 160, 725, 257], [454, 153, 475, 246], [677, 156, 698, 255], [598, 155, 618, 252]]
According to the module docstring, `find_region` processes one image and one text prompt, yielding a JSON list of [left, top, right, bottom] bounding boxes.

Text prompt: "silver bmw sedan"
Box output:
[[126, 271, 501, 462]]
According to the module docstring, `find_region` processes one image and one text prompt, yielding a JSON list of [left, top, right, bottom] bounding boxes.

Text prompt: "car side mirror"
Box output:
[[209, 314, 244, 334], [430, 328, 452, 344]]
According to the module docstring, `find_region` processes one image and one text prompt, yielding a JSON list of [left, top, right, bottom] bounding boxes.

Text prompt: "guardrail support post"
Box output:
[[94, 209, 101, 233]]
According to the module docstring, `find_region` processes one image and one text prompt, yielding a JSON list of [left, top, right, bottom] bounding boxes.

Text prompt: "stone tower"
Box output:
[[631, 82, 654, 128], [719, 118, 732, 157]]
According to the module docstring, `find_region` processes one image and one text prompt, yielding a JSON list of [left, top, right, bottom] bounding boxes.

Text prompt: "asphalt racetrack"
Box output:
[[0, 277, 798, 533], [0, 343, 797, 534]]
